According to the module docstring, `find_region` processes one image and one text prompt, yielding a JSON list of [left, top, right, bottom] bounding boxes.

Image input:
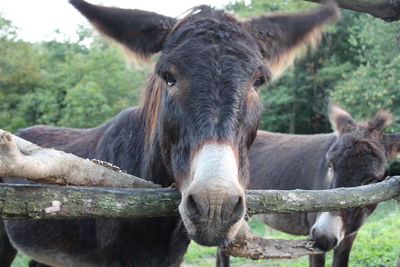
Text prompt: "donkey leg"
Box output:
[[309, 253, 325, 267], [216, 247, 230, 267], [161, 220, 191, 267], [331, 232, 357, 267], [0, 221, 17, 267]]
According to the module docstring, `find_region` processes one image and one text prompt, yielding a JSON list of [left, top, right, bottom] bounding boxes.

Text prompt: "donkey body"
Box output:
[[218, 106, 400, 267], [1, 0, 338, 266], [4, 108, 186, 267]]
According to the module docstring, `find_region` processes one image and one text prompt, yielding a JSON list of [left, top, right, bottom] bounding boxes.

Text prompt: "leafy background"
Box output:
[[1, 0, 399, 266]]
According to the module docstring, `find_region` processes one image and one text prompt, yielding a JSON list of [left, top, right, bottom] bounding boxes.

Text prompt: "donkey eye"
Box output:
[[162, 72, 177, 87], [252, 76, 266, 91]]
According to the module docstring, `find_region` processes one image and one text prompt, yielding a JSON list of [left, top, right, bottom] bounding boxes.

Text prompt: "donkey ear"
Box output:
[[384, 134, 400, 158], [69, 0, 176, 61], [246, 1, 339, 79], [329, 104, 355, 135], [368, 110, 393, 131]]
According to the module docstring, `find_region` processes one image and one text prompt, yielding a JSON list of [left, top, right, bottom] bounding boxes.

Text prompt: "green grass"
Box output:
[[11, 201, 400, 267], [11, 254, 30, 267], [183, 200, 400, 267]]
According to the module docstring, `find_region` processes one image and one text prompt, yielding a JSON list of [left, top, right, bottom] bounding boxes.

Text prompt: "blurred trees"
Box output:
[[0, 1, 399, 135], [0, 16, 41, 131], [228, 0, 399, 134], [331, 14, 400, 132], [0, 18, 150, 132]]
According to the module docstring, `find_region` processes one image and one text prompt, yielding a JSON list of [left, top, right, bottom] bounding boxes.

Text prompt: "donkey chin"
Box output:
[[178, 143, 247, 246]]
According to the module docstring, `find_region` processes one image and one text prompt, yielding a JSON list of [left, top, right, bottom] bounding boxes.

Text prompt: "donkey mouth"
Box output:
[[183, 214, 245, 246], [191, 233, 230, 246], [189, 226, 236, 246], [313, 236, 339, 251]]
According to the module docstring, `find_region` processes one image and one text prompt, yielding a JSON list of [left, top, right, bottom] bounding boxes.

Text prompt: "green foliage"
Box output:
[[17, 88, 61, 126], [0, 15, 150, 132], [228, 1, 399, 134], [60, 81, 112, 128], [331, 15, 400, 132], [11, 254, 30, 267], [0, 16, 42, 131], [349, 202, 400, 266]]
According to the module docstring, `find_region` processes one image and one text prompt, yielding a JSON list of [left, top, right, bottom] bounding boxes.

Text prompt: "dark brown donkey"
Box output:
[[218, 106, 400, 267], [1, 1, 338, 266]]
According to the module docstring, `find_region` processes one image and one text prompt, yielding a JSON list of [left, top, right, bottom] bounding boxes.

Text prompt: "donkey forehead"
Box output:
[[169, 8, 244, 40], [158, 35, 266, 82], [328, 136, 386, 165], [162, 12, 261, 61]]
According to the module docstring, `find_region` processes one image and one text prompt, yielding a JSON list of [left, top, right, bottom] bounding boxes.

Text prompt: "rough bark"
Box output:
[[306, 0, 400, 21], [0, 184, 179, 219], [221, 225, 324, 259], [246, 176, 400, 215], [0, 129, 158, 189], [0, 177, 399, 219]]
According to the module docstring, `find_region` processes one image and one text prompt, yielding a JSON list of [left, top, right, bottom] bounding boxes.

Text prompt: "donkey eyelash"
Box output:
[[252, 76, 266, 90], [162, 72, 177, 87]]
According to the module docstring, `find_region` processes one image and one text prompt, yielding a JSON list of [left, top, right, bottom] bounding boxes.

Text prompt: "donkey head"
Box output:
[[70, 0, 339, 246], [311, 105, 400, 250]]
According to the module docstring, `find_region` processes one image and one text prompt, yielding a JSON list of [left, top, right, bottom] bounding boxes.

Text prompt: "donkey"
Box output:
[[217, 106, 400, 267], [1, 0, 339, 266]]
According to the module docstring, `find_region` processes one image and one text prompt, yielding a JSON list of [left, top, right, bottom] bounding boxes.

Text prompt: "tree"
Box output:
[[0, 16, 150, 132], [306, 0, 400, 21], [228, 0, 399, 134], [0, 15, 41, 132], [331, 15, 400, 132]]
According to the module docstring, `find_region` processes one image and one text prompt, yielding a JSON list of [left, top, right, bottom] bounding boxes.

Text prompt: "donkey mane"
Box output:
[[171, 6, 230, 33], [138, 73, 164, 146]]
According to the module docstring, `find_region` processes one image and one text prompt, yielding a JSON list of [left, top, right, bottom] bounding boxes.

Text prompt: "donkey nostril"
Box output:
[[333, 237, 339, 247], [187, 194, 200, 217], [233, 196, 244, 215], [227, 196, 244, 224], [310, 228, 316, 238]]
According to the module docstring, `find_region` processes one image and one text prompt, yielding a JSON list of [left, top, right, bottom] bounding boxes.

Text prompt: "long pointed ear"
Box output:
[[69, 0, 176, 61], [246, 1, 339, 79], [329, 104, 355, 135], [384, 134, 400, 158], [368, 110, 393, 131]]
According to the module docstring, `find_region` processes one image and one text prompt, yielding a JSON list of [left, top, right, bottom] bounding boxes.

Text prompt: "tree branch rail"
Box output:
[[0, 177, 399, 220]]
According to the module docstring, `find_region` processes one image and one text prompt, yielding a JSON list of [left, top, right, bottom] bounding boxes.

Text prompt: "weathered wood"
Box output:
[[0, 129, 158, 189], [0, 177, 399, 219], [0, 184, 180, 219], [246, 176, 400, 215], [306, 0, 400, 21], [221, 225, 323, 259], [226, 238, 323, 259]]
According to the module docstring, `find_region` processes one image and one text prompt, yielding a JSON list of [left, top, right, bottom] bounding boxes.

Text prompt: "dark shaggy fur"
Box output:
[[218, 106, 400, 267], [1, 1, 339, 266]]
